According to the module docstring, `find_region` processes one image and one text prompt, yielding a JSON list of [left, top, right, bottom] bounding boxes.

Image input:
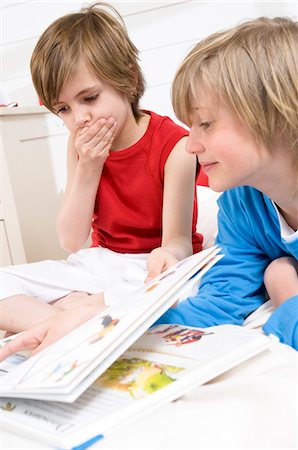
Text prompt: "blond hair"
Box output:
[[31, 2, 145, 120], [172, 17, 298, 151]]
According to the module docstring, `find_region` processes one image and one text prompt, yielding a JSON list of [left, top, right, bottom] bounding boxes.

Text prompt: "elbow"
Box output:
[[56, 220, 88, 254], [57, 228, 87, 254], [58, 236, 83, 254]]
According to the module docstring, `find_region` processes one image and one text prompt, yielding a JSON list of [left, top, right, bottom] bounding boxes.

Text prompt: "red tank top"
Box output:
[[91, 111, 203, 253]]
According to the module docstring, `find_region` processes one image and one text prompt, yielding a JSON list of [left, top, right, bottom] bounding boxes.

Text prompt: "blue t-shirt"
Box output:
[[156, 186, 298, 350]]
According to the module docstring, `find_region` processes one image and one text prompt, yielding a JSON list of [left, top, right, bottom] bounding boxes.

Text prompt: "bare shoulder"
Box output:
[[165, 136, 195, 173]]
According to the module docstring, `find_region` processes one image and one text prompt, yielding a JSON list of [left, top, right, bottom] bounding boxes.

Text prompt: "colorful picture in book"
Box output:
[[147, 325, 177, 335], [0, 402, 16, 412], [96, 358, 184, 399], [164, 329, 207, 346], [88, 315, 120, 344], [148, 325, 212, 346]]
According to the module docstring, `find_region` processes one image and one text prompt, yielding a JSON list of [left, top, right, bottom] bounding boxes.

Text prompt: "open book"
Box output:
[[0, 246, 277, 449], [0, 246, 222, 403], [0, 324, 276, 449]]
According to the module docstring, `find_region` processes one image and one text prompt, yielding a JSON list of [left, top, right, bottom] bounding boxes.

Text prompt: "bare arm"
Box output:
[[0, 299, 106, 360], [0, 296, 61, 334], [56, 118, 116, 253], [264, 256, 298, 308], [146, 137, 196, 280]]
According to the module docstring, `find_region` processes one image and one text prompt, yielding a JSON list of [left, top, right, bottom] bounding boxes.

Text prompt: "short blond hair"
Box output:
[[172, 17, 298, 151], [31, 2, 145, 120]]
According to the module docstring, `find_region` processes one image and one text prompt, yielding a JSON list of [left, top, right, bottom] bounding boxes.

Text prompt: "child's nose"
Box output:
[[75, 110, 91, 128], [186, 129, 205, 155]]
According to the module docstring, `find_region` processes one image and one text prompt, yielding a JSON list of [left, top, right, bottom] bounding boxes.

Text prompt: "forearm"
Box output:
[[57, 162, 103, 252], [0, 296, 61, 333]]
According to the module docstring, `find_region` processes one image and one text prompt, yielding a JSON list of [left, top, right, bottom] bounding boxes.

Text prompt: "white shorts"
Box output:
[[0, 247, 148, 305]]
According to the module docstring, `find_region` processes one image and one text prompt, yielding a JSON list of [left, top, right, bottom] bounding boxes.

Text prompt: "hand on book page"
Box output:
[[145, 247, 179, 283], [0, 302, 106, 361], [0, 246, 223, 403]]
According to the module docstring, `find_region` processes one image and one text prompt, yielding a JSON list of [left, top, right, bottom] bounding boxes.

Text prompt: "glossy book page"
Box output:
[[0, 324, 275, 450]]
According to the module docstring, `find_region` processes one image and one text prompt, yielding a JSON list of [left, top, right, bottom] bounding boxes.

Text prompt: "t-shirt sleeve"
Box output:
[[263, 296, 298, 350]]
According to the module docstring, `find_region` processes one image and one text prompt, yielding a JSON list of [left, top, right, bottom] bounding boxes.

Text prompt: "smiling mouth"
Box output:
[[200, 162, 217, 173]]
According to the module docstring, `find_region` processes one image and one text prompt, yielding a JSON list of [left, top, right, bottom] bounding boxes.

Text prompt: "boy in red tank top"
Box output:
[[0, 3, 202, 351]]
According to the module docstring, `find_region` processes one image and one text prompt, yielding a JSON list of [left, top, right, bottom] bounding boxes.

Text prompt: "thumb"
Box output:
[[145, 256, 165, 283], [145, 271, 158, 283]]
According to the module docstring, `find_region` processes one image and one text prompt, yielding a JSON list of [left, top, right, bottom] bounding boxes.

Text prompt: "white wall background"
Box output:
[[1, 1, 297, 261], [1, 1, 297, 117]]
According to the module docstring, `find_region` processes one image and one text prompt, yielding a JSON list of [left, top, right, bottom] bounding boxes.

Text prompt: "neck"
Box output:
[[111, 111, 150, 151], [268, 180, 298, 231], [251, 151, 298, 231]]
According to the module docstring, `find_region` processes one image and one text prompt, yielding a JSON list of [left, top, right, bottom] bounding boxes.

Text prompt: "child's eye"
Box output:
[[200, 121, 211, 130], [56, 106, 69, 115], [85, 94, 99, 103]]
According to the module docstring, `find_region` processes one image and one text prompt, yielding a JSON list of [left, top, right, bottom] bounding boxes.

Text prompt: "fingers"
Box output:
[[75, 117, 117, 161], [145, 254, 166, 283], [33, 304, 106, 355], [0, 316, 55, 361], [145, 249, 179, 283], [31, 331, 57, 355], [0, 324, 60, 360], [0, 329, 45, 361], [93, 117, 117, 149], [0, 304, 107, 362]]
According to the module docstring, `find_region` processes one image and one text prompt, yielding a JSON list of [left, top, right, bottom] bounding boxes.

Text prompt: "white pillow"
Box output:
[[196, 186, 220, 249]]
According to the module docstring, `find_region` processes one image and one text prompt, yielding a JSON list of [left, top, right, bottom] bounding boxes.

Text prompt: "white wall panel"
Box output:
[[2, 39, 36, 80], [2, 1, 296, 109], [140, 41, 195, 87], [125, 1, 297, 51], [141, 84, 176, 120], [1, 75, 36, 106], [2, 2, 77, 45], [1, 1, 187, 44]]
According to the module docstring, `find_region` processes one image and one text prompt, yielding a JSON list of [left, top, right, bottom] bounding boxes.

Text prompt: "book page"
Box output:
[[0, 324, 273, 449], [0, 329, 198, 446]]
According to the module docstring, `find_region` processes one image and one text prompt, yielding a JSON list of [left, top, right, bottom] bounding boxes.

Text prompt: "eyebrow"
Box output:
[[75, 85, 98, 97], [55, 85, 99, 106]]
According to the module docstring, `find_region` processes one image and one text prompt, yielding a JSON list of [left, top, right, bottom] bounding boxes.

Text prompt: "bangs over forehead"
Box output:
[[31, 14, 87, 111], [172, 17, 298, 151], [172, 52, 221, 126], [30, 3, 145, 119]]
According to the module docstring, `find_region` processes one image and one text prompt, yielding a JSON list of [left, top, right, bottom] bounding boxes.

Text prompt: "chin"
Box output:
[[208, 179, 228, 192]]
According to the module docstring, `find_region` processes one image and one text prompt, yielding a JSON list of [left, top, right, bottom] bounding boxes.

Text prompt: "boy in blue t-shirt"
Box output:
[[155, 16, 298, 350]]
